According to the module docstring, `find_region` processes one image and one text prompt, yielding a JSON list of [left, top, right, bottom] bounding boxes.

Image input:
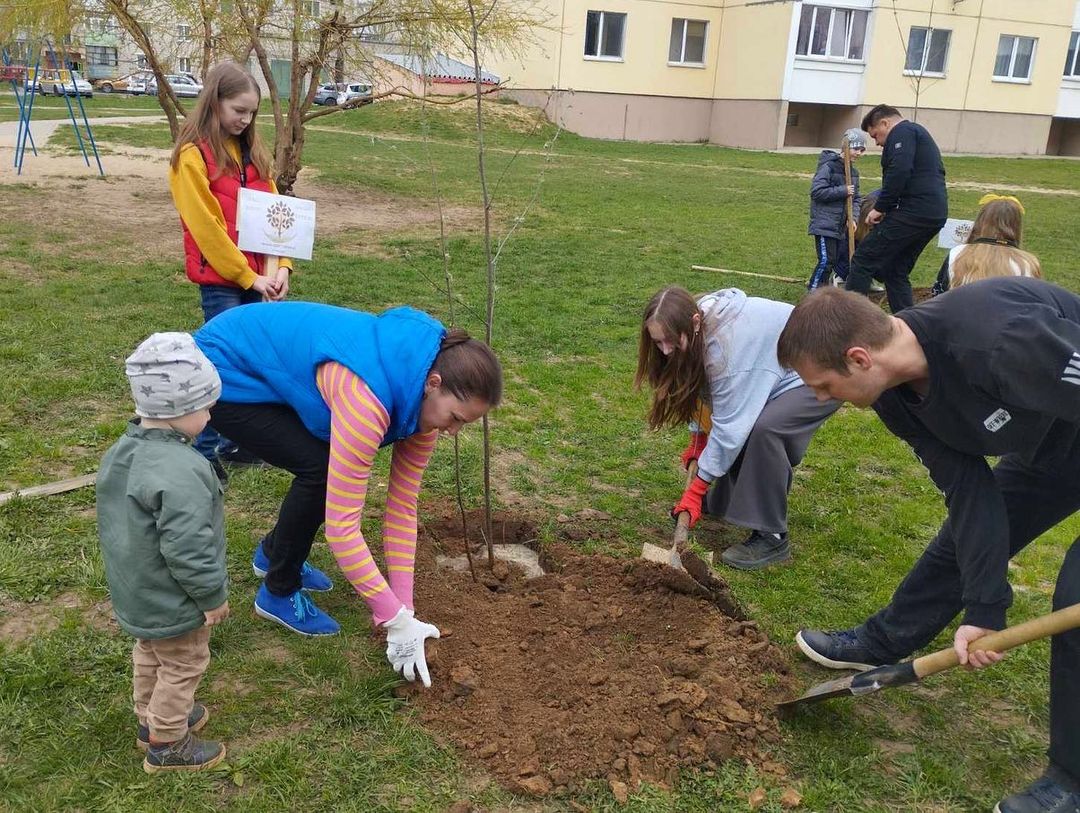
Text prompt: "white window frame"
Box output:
[[668, 18, 707, 67], [993, 34, 1037, 83], [177, 24, 190, 39], [178, 57, 191, 73], [795, 5, 869, 64], [903, 26, 951, 77], [584, 10, 627, 62], [1065, 30, 1080, 80]]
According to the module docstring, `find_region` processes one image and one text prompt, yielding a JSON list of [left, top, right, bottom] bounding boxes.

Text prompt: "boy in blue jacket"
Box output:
[[97, 333, 230, 773], [807, 128, 864, 291]]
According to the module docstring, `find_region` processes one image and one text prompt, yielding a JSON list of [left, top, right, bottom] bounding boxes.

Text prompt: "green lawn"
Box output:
[[0, 91, 165, 122], [2, 100, 1079, 811]]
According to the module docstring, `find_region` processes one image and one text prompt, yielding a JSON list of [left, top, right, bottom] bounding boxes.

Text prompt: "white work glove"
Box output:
[[383, 606, 440, 688]]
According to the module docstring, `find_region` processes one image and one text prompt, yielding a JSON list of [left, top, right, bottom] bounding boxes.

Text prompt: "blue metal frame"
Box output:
[[11, 38, 105, 177], [2, 49, 37, 161]]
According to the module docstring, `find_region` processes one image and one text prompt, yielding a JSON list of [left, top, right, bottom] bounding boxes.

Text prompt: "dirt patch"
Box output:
[[0, 141, 482, 266], [0, 590, 116, 645], [869, 286, 935, 309], [400, 509, 795, 797]]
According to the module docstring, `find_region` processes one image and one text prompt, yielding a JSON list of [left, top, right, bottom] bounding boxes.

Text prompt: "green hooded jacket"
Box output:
[[96, 421, 227, 639]]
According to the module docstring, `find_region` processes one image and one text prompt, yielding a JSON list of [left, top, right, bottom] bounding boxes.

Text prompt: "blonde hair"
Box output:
[[951, 195, 1041, 287], [169, 61, 274, 182]]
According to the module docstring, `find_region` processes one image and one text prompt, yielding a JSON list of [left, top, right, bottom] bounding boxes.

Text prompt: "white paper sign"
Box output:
[[937, 218, 974, 250], [237, 188, 316, 260]]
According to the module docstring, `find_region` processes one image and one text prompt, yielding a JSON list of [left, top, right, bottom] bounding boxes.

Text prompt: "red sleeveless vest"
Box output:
[[182, 141, 273, 288]]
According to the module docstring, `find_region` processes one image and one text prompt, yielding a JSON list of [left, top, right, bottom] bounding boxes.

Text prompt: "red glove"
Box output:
[[680, 431, 708, 469], [671, 476, 710, 528]]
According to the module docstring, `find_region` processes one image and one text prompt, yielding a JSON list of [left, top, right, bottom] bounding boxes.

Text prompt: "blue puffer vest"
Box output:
[[194, 302, 446, 445]]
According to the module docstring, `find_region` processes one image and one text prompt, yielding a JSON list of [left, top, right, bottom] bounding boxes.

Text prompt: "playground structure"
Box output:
[[2, 39, 103, 176]]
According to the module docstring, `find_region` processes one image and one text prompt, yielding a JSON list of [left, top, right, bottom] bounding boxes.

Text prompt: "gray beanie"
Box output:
[[126, 332, 222, 419], [843, 128, 867, 150]]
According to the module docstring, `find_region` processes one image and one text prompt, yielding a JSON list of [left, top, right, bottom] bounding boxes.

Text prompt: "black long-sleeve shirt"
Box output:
[[873, 277, 1080, 630], [873, 120, 947, 224]]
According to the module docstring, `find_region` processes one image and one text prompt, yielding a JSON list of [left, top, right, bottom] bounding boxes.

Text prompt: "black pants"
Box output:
[[209, 402, 329, 596], [845, 215, 942, 312], [857, 452, 1080, 784]]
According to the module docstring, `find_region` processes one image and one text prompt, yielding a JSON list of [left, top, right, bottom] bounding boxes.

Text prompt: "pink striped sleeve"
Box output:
[[384, 429, 438, 611], [316, 362, 402, 626]]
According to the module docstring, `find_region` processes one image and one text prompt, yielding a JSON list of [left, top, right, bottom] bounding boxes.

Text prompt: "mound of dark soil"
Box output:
[[397, 511, 795, 798]]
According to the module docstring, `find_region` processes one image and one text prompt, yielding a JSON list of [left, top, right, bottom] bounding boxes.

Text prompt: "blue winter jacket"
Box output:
[[194, 302, 446, 446]]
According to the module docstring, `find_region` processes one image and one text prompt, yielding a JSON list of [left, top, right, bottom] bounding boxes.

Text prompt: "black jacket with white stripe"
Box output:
[[872, 277, 1080, 631]]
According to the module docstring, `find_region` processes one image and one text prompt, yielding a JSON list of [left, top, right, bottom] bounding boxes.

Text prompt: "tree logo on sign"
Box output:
[[266, 200, 296, 241]]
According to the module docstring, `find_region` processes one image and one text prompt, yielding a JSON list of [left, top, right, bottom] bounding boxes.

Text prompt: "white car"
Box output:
[[147, 73, 203, 98], [338, 81, 372, 105], [37, 70, 94, 98]]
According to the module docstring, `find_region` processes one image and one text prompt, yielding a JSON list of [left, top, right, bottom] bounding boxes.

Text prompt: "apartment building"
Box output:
[[488, 0, 1080, 155]]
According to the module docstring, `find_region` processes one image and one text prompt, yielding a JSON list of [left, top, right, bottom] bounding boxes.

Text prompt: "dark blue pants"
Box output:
[[807, 235, 840, 291], [206, 401, 329, 597], [193, 285, 262, 460], [857, 451, 1080, 783]]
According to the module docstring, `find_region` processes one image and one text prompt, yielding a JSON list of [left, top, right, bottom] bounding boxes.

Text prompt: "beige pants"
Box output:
[[133, 626, 211, 743]]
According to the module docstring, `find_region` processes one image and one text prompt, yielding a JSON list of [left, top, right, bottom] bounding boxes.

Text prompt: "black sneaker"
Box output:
[[217, 447, 267, 469], [721, 531, 792, 570], [795, 628, 885, 672], [143, 731, 226, 773], [136, 703, 208, 752], [995, 772, 1080, 813], [210, 457, 229, 487]]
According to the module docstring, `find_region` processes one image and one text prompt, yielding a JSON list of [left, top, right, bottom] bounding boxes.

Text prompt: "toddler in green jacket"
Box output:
[[96, 332, 229, 773]]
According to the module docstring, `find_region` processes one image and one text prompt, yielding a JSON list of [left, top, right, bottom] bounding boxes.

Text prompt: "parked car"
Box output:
[[312, 81, 372, 106], [146, 73, 203, 98], [95, 72, 151, 94], [35, 70, 94, 98], [313, 82, 341, 106], [339, 81, 373, 105]]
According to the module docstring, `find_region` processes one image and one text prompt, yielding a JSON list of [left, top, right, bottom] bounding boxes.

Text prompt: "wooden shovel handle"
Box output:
[[842, 143, 855, 262], [913, 601, 1080, 680], [673, 460, 698, 549]]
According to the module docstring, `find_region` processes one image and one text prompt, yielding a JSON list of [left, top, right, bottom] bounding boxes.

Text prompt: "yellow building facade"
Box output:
[[490, 0, 1080, 154]]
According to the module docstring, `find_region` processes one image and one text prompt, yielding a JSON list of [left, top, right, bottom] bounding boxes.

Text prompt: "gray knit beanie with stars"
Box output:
[[125, 332, 222, 419]]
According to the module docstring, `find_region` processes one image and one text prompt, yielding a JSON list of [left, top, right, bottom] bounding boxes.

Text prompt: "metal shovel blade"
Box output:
[[777, 661, 920, 712]]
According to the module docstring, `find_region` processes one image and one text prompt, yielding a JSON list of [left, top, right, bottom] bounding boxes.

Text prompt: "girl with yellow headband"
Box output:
[[933, 193, 1041, 294]]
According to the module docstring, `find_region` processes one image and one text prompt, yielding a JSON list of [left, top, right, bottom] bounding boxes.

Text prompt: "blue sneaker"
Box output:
[[995, 772, 1080, 812], [254, 585, 340, 637], [795, 628, 886, 672], [252, 541, 333, 592]]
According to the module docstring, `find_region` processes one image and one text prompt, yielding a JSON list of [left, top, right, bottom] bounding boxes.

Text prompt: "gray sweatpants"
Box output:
[[703, 386, 839, 534]]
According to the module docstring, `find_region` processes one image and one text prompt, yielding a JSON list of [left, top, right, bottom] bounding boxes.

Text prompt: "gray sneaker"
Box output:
[[143, 731, 226, 773], [721, 530, 791, 570], [136, 702, 208, 752]]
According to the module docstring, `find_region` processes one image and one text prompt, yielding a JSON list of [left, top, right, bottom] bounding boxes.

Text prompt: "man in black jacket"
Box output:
[[777, 279, 1080, 813], [846, 103, 947, 312]]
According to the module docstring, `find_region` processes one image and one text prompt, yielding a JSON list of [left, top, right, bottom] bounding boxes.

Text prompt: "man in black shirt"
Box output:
[[777, 279, 1080, 813], [847, 104, 948, 312]]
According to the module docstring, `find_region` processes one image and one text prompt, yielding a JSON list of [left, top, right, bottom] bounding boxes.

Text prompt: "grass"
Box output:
[[0, 91, 164, 122], [2, 99, 1080, 811]]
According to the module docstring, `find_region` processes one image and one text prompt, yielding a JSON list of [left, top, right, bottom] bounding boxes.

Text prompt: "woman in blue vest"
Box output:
[[194, 302, 501, 688]]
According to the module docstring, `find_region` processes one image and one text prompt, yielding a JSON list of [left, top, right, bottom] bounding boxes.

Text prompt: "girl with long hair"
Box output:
[[168, 61, 292, 473], [636, 286, 838, 570], [933, 194, 1041, 295]]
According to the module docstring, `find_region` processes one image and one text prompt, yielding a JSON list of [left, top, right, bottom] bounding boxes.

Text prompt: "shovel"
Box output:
[[777, 601, 1080, 713], [641, 460, 699, 571]]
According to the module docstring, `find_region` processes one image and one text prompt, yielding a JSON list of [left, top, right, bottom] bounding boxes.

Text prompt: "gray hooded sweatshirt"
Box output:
[[694, 289, 804, 482]]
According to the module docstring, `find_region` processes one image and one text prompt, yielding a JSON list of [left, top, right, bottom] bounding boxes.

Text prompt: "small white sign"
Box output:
[[237, 188, 316, 260], [937, 218, 974, 250]]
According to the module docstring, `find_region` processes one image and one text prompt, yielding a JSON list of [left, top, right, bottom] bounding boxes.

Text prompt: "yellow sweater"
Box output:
[[168, 140, 293, 289]]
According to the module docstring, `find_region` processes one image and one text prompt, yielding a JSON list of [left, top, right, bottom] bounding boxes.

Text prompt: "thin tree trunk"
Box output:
[[467, 0, 496, 569]]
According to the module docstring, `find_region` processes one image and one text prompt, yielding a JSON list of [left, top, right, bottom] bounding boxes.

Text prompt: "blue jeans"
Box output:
[[194, 284, 262, 460]]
